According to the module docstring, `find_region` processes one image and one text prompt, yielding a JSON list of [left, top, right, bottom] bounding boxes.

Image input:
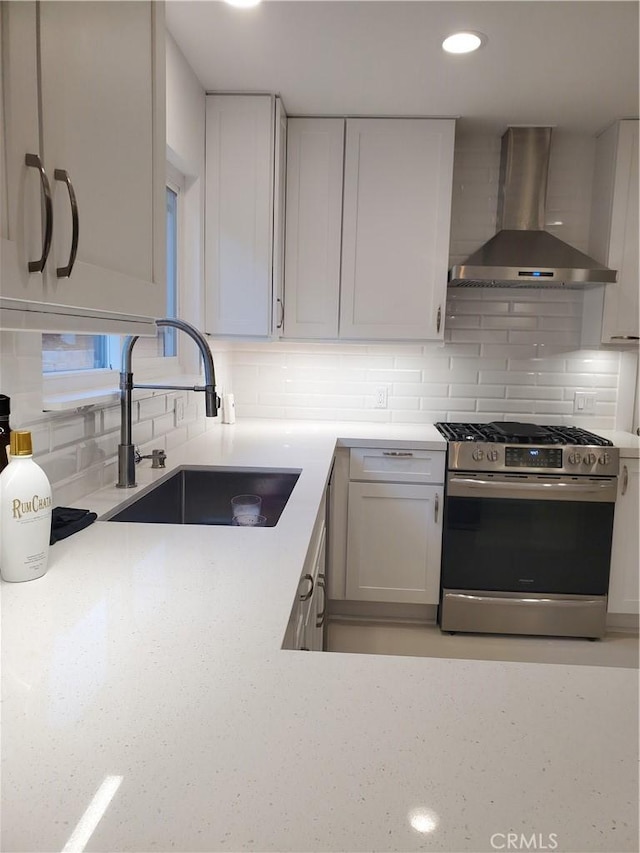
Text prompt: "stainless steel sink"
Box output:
[[101, 465, 300, 527]]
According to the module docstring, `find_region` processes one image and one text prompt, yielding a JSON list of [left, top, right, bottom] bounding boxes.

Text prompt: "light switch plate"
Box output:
[[573, 391, 597, 415]]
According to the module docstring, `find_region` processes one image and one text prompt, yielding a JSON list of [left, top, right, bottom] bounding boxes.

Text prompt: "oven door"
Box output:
[[441, 473, 617, 595]]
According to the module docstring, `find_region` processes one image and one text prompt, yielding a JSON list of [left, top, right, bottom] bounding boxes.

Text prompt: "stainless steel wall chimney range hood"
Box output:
[[448, 127, 617, 288]]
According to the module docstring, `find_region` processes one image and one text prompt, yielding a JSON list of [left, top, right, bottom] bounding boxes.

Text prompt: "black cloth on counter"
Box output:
[[50, 506, 97, 545]]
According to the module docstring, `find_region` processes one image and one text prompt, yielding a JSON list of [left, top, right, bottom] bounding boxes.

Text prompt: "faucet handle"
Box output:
[[151, 449, 166, 468], [135, 448, 167, 468]]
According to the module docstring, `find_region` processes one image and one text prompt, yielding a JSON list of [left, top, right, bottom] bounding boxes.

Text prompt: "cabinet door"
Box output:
[[585, 120, 639, 345], [284, 118, 344, 338], [37, 1, 164, 320], [340, 119, 454, 341], [0, 1, 47, 304], [346, 482, 442, 604], [608, 459, 639, 614], [205, 95, 275, 337], [602, 121, 639, 342]]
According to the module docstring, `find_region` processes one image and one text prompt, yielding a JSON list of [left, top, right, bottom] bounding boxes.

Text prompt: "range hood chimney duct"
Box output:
[[448, 126, 617, 288]]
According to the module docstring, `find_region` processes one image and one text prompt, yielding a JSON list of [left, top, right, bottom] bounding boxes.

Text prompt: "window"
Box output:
[[42, 175, 182, 378], [42, 333, 111, 373]]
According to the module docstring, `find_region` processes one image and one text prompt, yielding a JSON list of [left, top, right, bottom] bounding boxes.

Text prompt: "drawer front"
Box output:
[[349, 448, 445, 484]]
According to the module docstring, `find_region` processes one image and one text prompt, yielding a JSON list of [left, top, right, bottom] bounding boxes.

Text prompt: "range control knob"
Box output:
[[583, 452, 597, 466], [487, 450, 499, 462], [568, 452, 582, 465], [472, 448, 484, 462], [599, 452, 611, 466]]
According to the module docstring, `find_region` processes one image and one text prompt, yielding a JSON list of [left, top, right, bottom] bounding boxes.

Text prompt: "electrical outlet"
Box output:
[[573, 391, 597, 415], [374, 387, 388, 409], [174, 398, 185, 424]]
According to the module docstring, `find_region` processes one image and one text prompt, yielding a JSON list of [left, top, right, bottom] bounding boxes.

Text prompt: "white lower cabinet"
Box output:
[[330, 447, 445, 609], [346, 482, 442, 604], [608, 457, 639, 614], [285, 499, 327, 652]]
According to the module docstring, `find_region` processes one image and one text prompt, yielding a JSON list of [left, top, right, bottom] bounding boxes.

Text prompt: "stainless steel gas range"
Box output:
[[434, 421, 619, 639]]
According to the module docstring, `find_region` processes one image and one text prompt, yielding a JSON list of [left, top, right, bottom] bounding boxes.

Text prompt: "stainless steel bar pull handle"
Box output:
[[434, 492, 439, 522], [622, 465, 629, 495], [54, 169, 79, 277], [25, 153, 53, 273], [382, 451, 413, 457], [316, 574, 326, 627], [276, 298, 284, 330], [611, 335, 640, 341]]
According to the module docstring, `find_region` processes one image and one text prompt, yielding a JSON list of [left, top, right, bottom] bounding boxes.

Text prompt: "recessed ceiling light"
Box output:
[[224, 0, 262, 8], [442, 31, 486, 54]]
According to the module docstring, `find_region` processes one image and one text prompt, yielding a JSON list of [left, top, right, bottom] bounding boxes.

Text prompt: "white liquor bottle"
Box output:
[[0, 431, 53, 582]]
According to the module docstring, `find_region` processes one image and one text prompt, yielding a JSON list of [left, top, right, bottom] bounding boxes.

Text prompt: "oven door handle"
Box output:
[[447, 476, 618, 502]]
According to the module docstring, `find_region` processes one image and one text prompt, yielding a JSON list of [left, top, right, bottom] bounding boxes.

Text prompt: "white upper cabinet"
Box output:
[[0, 1, 166, 333], [205, 94, 286, 338], [284, 118, 344, 339], [584, 119, 639, 345], [340, 119, 454, 340], [283, 117, 455, 341]]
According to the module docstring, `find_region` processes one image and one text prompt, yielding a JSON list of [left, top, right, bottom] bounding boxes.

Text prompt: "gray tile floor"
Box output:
[[326, 619, 639, 668]]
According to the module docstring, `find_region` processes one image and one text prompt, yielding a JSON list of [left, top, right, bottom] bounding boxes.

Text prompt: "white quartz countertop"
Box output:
[[1, 420, 638, 853]]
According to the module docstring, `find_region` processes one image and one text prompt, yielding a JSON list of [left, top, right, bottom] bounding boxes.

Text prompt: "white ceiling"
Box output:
[[166, 0, 639, 135]]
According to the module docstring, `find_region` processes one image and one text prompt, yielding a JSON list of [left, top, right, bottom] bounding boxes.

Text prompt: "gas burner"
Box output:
[[435, 421, 613, 447]]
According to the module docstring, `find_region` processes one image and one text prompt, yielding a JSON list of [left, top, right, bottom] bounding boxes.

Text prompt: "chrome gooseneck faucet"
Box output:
[[117, 318, 219, 488]]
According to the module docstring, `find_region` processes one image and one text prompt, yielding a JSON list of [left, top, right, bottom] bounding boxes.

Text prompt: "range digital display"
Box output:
[[505, 447, 563, 468]]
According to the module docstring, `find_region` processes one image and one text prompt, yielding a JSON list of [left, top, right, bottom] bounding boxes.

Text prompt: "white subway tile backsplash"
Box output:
[[480, 370, 536, 385], [534, 400, 574, 416], [39, 447, 78, 484], [481, 315, 538, 330], [508, 330, 580, 346], [445, 315, 482, 329], [132, 419, 154, 445], [138, 394, 167, 420], [388, 397, 420, 411], [542, 372, 618, 388], [566, 357, 620, 374], [366, 368, 421, 383], [102, 405, 122, 433], [514, 301, 581, 316], [455, 384, 506, 399], [340, 354, 395, 369], [449, 329, 510, 344], [452, 357, 507, 372], [507, 386, 565, 401], [477, 399, 538, 413], [51, 415, 95, 449], [451, 300, 510, 315], [153, 412, 177, 437], [222, 283, 621, 427]]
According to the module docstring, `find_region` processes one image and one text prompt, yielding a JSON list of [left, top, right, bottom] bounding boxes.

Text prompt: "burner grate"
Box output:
[[435, 421, 613, 446]]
